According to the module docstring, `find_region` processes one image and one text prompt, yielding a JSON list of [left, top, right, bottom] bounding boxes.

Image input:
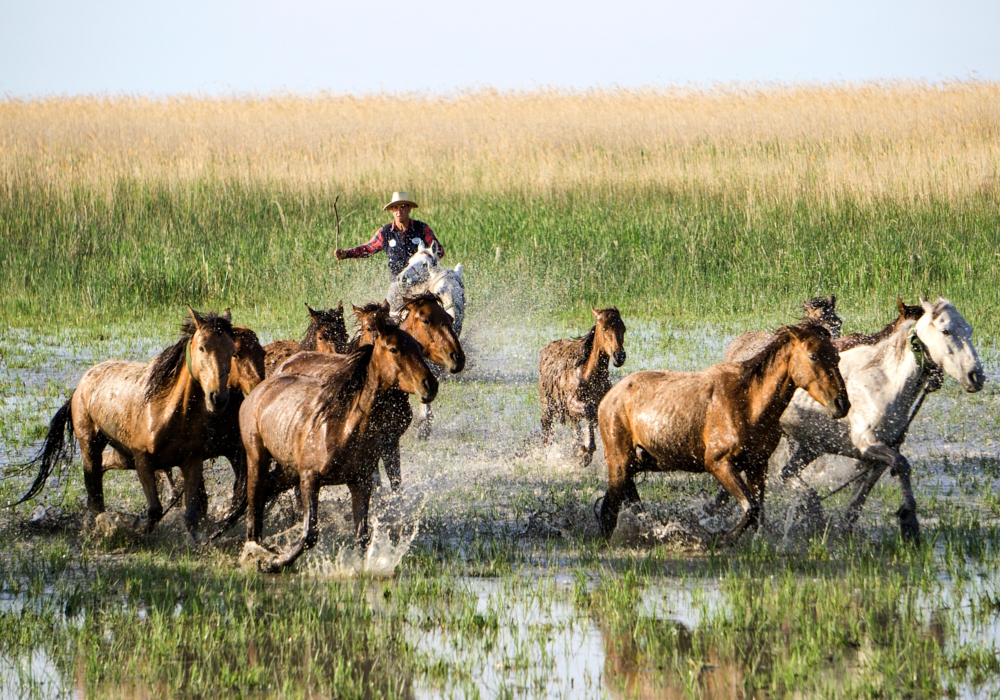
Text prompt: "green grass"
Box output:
[[3, 181, 998, 338]]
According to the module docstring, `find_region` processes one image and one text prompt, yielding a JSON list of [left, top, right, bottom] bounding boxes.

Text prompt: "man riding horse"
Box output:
[[334, 192, 445, 299]]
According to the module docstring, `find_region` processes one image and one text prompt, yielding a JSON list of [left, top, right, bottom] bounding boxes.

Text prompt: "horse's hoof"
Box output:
[[897, 507, 921, 544]]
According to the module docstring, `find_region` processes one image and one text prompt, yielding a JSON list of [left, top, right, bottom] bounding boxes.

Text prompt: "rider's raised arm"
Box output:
[[422, 223, 444, 260], [339, 227, 386, 259]]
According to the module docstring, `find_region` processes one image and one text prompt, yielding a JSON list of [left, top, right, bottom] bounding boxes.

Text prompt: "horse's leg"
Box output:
[[582, 417, 598, 467], [599, 435, 640, 537], [227, 446, 248, 518], [843, 441, 919, 540], [178, 455, 206, 533], [268, 471, 320, 571], [348, 476, 375, 548], [706, 456, 757, 546], [133, 453, 163, 533], [245, 436, 271, 544], [744, 460, 768, 530], [384, 438, 402, 491], [416, 403, 434, 441], [540, 398, 554, 447], [80, 429, 108, 514]]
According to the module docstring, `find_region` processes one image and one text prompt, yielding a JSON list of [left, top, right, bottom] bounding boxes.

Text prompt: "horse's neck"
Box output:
[[581, 341, 608, 384], [339, 363, 381, 439], [743, 344, 797, 426], [849, 327, 923, 417], [147, 359, 206, 435]]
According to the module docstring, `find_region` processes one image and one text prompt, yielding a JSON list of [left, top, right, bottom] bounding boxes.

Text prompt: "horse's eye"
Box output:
[[809, 353, 818, 361], [389, 346, 399, 354], [942, 329, 952, 336]]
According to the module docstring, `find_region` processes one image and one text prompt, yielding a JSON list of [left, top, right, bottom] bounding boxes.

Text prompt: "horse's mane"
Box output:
[[738, 319, 830, 381], [317, 344, 375, 416], [347, 305, 399, 352], [300, 306, 348, 352], [803, 296, 835, 313], [570, 327, 597, 368], [834, 303, 923, 352], [145, 311, 233, 401], [401, 291, 441, 307]]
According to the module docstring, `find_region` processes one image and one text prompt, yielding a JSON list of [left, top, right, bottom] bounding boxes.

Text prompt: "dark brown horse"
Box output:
[[723, 294, 841, 363], [598, 320, 849, 543], [15, 309, 236, 533], [101, 325, 266, 518], [241, 312, 437, 571], [263, 303, 349, 377], [539, 307, 626, 466]]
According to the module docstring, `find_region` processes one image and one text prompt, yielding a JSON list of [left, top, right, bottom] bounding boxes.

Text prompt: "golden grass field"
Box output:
[[2, 82, 998, 202]]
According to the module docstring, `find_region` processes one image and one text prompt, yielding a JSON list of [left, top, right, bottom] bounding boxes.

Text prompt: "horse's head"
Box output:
[[305, 302, 349, 354], [229, 326, 266, 394], [352, 300, 391, 346], [802, 294, 842, 339], [369, 310, 438, 403], [185, 307, 236, 414], [915, 297, 984, 392], [896, 296, 924, 322], [399, 242, 436, 287], [785, 321, 850, 419], [592, 307, 627, 367], [398, 294, 465, 373]]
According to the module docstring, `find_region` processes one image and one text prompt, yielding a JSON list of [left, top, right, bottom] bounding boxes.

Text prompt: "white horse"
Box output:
[[390, 241, 466, 337], [389, 241, 467, 438], [779, 297, 984, 539]]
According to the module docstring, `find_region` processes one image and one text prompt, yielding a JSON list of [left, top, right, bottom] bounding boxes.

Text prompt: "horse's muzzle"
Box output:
[[449, 351, 466, 374], [419, 376, 439, 403], [613, 350, 626, 368], [829, 394, 850, 420], [208, 389, 230, 413], [965, 367, 985, 393]]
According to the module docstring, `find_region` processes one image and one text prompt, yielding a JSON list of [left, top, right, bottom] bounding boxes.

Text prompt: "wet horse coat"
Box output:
[[724, 295, 842, 363], [263, 303, 349, 377], [539, 307, 627, 465], [241, 314, 437, 570], [598, 321, 849, 543]]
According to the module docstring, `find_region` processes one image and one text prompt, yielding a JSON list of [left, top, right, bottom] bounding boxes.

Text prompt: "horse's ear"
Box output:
[[351, 304, 363, 316], [187, 305, 204, 330], [335, 300, 343, 313], [828, 294, 835, 306], [306, 303, 319, 318], [591, 307, 600, 319], [222, 308, 232, 323], [784, 324, 805, 341], [380, 299, 390, 313], [897, 297, 906, 314], [374, 310, 388, 337], [921, 297, 934, 314]]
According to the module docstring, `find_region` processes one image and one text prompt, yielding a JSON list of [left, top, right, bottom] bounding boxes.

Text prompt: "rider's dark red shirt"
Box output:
[[340, 220, 444, 277]]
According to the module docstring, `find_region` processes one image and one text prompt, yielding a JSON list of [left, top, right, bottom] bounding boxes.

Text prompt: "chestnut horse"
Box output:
[[15, 309, 235, 533], [539, 307, 626, 466], [332, 296, 464, 490], [241, 312, 437, 571], [598, 320, 849, 543], [101, 325, 266, 518], [263, 303, 349, 377], [723, 295, 841, 363]]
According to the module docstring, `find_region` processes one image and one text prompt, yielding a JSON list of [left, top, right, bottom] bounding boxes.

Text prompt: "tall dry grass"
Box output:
[[2, 83, 998, 203]]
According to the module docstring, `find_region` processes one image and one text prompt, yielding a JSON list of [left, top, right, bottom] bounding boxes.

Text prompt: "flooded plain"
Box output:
[[1, 309, 999, 698]]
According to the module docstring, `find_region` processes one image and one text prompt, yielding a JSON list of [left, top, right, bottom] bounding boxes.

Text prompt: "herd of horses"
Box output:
[[12, 259, 986, 570]]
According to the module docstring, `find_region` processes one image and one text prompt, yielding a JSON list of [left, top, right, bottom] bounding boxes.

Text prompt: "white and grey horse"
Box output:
[[779, 297, 984, 539], [388, 241, 467, 438]]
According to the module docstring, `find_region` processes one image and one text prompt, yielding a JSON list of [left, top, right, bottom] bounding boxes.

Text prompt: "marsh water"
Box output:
[[1, 311, 999, 698]]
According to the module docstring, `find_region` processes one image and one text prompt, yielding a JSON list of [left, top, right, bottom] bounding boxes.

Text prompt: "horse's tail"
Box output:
[[10, 400, 75, 506]]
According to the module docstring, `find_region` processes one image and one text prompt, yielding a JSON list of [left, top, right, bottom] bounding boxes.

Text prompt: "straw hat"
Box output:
[[383, 191, 419, 211]]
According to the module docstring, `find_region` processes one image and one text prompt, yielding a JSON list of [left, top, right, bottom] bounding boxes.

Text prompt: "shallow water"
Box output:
[[1, 315, 999, 698]]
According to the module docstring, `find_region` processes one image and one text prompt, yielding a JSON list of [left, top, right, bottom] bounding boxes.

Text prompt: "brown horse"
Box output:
[[101, 325, 266, 518], [598, 320, 849, 543], [263, 303, 349, 377], [539, 307, 626, 466], [241, 312, 437, 571], [723, 295, 841, 363], [15, 309, 236, 533], [340, 297, 464, 490]]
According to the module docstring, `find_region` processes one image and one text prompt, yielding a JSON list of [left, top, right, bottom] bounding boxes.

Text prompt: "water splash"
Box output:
[[305, 486, 426, 579]]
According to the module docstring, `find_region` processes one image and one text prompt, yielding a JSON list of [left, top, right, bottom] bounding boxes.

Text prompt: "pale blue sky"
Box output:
[[1, 0, 997, 95]]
